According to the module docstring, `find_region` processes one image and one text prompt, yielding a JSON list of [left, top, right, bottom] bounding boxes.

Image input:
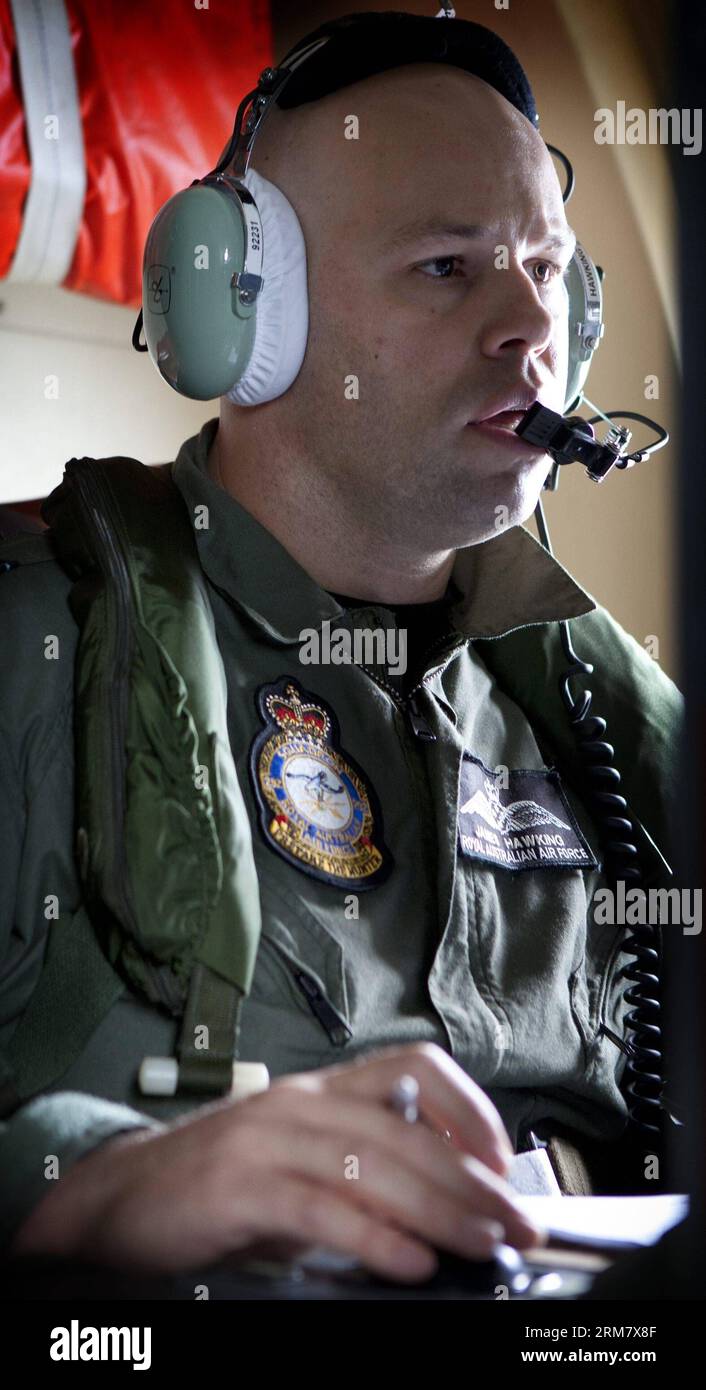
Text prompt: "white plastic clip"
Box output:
[[138, 1057, 270, 1101]]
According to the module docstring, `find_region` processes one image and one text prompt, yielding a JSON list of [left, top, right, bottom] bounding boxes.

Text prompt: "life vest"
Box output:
[[0, 457, 262, 1115]]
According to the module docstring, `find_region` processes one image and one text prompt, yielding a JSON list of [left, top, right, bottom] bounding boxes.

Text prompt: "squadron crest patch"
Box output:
[[249, 677, 392, 889]]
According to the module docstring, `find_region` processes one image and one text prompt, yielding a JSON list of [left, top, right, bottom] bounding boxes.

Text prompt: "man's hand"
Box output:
[[11, 1043, 543, 1282]]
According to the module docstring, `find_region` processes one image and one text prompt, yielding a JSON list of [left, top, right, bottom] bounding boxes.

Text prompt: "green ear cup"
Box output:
[[142, 183, 258, 400]]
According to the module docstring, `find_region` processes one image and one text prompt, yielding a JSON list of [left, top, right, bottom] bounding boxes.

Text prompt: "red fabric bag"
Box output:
[[0, 0, 272, 305]]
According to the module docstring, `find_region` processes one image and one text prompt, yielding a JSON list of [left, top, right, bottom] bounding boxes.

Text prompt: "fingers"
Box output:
[[244, 1173, 441, 1283], [215, 1045, 545, 1280], [242, 1104, 539, 1257], [291, 1043, 515, 1177]]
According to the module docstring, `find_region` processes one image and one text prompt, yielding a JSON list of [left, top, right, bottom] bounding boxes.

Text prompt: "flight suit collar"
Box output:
[[171, 418, 597, 645]]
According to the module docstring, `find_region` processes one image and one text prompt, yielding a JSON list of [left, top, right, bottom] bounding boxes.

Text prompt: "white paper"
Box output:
[[514, 1193, 689, 1249], [509, 1148, 562, 1196]]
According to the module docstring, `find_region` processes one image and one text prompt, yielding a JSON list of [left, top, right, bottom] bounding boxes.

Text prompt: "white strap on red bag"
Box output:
[[6, 0, 85, 285]]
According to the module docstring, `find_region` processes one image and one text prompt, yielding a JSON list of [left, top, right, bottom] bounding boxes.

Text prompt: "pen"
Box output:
[[389, 1074, 453, 1144], [388, 1074, 420, 1124]]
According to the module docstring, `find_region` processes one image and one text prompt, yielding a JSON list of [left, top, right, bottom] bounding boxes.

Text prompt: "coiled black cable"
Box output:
[[534, 497, 664, 1139]]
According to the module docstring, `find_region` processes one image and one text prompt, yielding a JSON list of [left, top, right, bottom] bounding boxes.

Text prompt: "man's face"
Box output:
[[251, 64, 574, 550]]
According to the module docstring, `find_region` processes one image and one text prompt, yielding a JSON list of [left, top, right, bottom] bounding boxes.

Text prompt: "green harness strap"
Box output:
[[176, 963, 243, 1096]]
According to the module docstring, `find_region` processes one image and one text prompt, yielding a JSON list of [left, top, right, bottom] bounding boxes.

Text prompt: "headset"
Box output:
[[130, 24, 668, 474], [129, 25, 606, 417], [131, 10, 676, 1149]]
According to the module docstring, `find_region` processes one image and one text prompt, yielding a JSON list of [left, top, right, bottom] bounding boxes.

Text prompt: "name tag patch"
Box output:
[[458, 755, 598, 872]]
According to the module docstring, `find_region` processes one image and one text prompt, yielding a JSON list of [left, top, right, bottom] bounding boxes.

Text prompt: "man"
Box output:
[[0, 16, 681, 1284]]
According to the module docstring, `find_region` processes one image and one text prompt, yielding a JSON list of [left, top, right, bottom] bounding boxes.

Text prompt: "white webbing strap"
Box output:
[[5, 0, 86, 284]]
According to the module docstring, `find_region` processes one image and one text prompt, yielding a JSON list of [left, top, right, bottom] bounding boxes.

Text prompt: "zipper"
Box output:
[[597, 1023, 637, 1058], [293, 970, 352, 1046], [359, 626, 466, 743], [401, 636, 466, 742], [69, 461, 182, 1014], [71, 462, 133, 919], [264, 937, 352, 1046], [406, 691, 436, 740]]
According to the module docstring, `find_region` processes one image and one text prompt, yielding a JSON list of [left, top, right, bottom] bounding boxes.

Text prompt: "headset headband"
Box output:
[[215, 37, 333, 185], [211, 9, 541, 187], [133, 10, 601, 413]]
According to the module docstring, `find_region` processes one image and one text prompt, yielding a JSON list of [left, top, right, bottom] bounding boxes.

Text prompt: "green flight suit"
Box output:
[[0, 417, 683, 1251]]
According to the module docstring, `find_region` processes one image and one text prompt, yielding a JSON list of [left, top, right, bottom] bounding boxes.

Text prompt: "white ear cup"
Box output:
[[226, 166, 309, 405]]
